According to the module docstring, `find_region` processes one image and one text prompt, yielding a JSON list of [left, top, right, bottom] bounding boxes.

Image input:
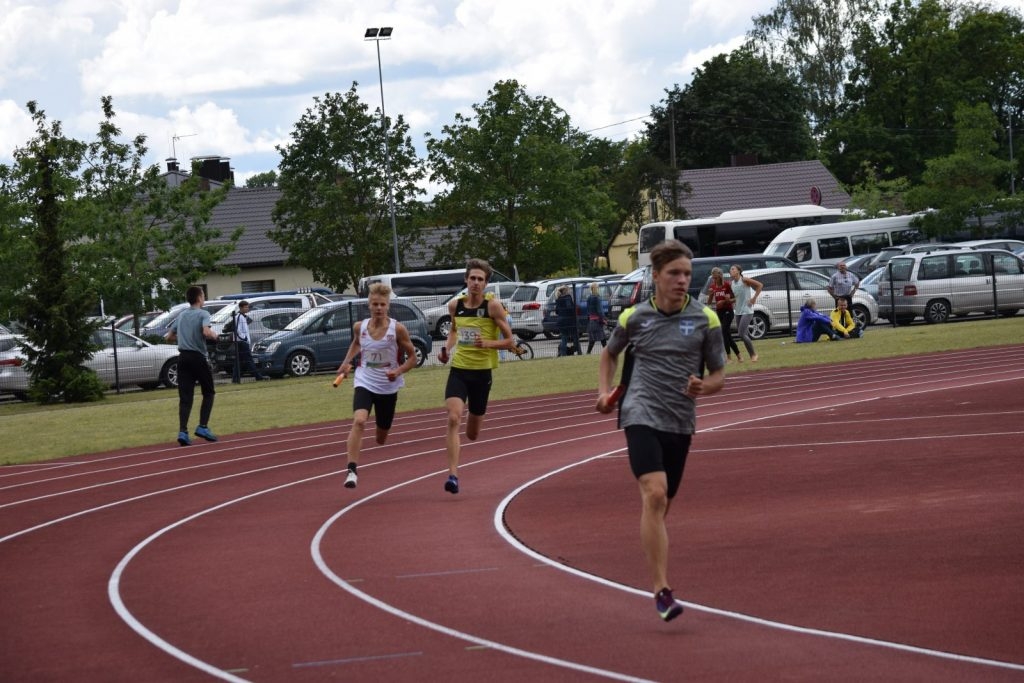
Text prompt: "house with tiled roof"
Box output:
[[607, 159, 851, 272]]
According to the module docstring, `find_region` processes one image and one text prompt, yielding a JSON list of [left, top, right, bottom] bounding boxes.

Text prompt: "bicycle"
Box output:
[[505, 336, 534, 361]]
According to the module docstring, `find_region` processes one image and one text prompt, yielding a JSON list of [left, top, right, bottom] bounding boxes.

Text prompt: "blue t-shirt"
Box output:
[[171, 307, 211, 353]]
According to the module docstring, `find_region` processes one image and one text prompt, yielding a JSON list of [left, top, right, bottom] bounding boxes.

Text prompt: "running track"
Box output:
[[2, 347, 1023, 681]]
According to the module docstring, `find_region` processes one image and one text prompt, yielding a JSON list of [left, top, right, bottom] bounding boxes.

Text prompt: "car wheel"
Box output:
[[412, 341, 427, 367], [923, 300, 951, 324], [160, 358, 179, 388], [286, 351, 314, 376], [436, 316, 452, 339], [747, 312, 769, 340], [852, 304, 870, 327], [516, 330, 536, 340]]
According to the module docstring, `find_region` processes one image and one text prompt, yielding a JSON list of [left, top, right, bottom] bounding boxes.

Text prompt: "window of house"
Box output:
[[242, 280, 276, 294]]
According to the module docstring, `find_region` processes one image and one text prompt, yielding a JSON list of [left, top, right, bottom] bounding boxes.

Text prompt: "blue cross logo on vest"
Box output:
[[678, 318, 696, 336]]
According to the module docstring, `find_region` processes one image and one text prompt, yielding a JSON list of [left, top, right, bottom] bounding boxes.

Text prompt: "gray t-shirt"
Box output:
[[607, 296, 726, 435], [170, 307, 211, 353]]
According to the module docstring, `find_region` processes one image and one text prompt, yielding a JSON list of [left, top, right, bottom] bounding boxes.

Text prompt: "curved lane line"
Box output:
[[492, 399, 1024, 673]]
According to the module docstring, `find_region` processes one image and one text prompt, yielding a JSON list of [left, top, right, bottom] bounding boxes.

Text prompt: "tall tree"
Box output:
[[823, 0, 1024, 188], [906, 102, 1014, 236], [425, 79, 614, 280], [271, 84, 425, 292], [646, 49, 815, 172], [73, 98, 240, 325], [0, 103, 106, 402], [747, 0, 882, 133]]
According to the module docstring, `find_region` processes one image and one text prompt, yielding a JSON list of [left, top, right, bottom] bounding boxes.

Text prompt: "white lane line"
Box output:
[[489, 378, 1024, 671], [492, 454, 1024, 674], [309, 433, 656, 683], [104, 428, 650, 683]]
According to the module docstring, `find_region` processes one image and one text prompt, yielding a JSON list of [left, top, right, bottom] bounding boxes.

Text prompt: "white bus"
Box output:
[[357, 268, 512, 298], [637, 204, 844, 266], [763, 213, 927, 266]]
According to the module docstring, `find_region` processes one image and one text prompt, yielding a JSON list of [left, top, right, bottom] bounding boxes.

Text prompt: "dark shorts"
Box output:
[[352, 386, 399, 430], [444, 367, 493, 416], [624, 425, 693, 499]]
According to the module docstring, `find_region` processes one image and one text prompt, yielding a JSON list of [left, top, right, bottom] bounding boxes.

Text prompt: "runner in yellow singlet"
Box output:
[[436, 258, 516, 494]]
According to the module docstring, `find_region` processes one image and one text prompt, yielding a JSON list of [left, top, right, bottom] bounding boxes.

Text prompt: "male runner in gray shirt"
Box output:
[[597, 239, 726, 622], [166, 286, 219, 446]]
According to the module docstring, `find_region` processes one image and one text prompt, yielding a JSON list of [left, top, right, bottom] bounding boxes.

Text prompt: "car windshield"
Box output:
[[209, 304, 240, 325], [142, 304, 185, 329], [511, 285, 538, 302], [284, 307, 329, 331], [765, 242, 792, 257]]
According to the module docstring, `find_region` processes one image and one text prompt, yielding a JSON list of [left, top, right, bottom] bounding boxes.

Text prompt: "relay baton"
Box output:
[[607, 384, 625, 406], [332, 372, 347, 388]]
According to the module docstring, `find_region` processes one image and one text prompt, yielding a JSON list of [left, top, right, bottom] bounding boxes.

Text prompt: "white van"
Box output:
[[764, 214, 927, 266]]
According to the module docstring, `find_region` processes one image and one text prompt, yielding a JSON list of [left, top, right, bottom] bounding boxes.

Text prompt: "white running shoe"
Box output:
[[344, 470, 358, 489]]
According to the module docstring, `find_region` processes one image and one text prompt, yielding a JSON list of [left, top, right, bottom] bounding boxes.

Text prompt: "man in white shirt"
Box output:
[[828, 262, 860, 308]]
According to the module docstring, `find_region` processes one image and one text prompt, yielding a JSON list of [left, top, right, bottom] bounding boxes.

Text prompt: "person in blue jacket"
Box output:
[[796, 299, 838, 343]]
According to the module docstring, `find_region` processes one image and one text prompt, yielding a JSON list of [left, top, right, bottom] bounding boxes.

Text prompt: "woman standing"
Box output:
[[728, 264, 763, 362], [585, 282, 607, 354], [706, 268, 741, 362]]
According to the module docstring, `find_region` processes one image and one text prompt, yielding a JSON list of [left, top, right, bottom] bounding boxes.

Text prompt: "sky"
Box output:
[[3, 0, 1023, 189]]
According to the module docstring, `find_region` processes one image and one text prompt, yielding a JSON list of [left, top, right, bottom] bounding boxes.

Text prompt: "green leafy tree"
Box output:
[[245, 170, 278, 187], [271, 84, 426, 292], [844, 161, 911, 217], [0, 103, 106, 403], [70, 98, 240, 333], [425, 79, 614, 280], [577, 137, 677, 268], [647, 49, 815, 171], [906, 102, 1014, 236], [823, 0, 1024, 187], [747, 0, 882, 133]]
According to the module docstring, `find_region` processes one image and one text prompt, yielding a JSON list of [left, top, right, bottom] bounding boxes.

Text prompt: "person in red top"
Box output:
[[705, 267, 742, 362]]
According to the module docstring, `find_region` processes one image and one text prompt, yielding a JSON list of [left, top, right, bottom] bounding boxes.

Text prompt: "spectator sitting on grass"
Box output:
[[796, 299, 838, 343], [830, 298, 863, 339]]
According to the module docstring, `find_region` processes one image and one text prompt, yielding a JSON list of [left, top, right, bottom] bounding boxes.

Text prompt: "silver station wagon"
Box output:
[[875, 248, 1024, 324]]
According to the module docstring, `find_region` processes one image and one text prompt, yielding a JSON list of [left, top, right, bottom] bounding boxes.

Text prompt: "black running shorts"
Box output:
[[444, 367, 493, 416], [624, 425, 693, 499], [352, 386, 399, 430]]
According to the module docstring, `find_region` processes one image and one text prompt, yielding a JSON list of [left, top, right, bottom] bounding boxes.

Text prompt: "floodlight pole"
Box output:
[[365, 27, 401, 273]]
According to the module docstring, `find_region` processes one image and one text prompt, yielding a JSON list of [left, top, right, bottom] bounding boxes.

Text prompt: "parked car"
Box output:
[[800, 263, 839, 278], [212, 308, 305, 373], [738, 267, 879, 339], [252, 299, 431, 377], [954, 239, 1024, 253], [839, 253, 880, 278], [0, 328, 180, 400], [419, 281, 522, 339], [875, 248, 1024, 324], [207, 292, 328, 336], [510, 277, 602, 340], [139, 300, 231, 341], [541, 280, 616, 338], [112, 311, 162, 335], [859, 267, 885, 303], [506, 283, 544, 340], [692, 254, 800, 299]]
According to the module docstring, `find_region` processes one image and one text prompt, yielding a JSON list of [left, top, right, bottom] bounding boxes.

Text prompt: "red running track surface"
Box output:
[[2, 346, 1023, 681]]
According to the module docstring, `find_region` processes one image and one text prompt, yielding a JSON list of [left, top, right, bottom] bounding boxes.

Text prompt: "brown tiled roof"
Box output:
[[668, 160, 851, 218], [205, 187, 286, 266]]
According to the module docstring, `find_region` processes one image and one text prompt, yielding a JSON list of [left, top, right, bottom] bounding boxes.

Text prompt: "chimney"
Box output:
[[166, 158, 179, 172]]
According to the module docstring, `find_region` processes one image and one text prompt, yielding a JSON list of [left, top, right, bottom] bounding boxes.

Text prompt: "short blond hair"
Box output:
[[368, 282, 392, 298]]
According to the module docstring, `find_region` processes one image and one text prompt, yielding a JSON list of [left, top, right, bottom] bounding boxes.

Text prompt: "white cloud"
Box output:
[[0, 100, 36, 159]]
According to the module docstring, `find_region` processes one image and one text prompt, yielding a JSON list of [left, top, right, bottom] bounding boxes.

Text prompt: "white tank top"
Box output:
[[353, 318, 404, 394]]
